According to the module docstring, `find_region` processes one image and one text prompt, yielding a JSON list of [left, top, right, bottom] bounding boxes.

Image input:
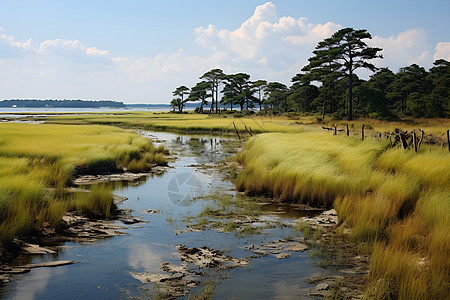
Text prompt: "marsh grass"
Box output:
[[44, 111, 305, 134], [0, 123, 168, 244], [72, 185, 115, 218], [186, 193, 263, 234], [40, 111, 450, 138], [236, 131, 450, 299]]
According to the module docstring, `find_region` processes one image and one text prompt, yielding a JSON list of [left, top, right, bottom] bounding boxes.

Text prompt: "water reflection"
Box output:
[[128, 243, 177, 273], [1, 130, 328, 299], [7, 268, 66, 300]]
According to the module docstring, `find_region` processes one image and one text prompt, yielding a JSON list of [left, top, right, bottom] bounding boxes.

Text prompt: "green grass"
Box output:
[[0, 122, 168, 244], [236, 131, 450, 299], [36, 111, 307, 134], [29, 111, 449, 137], [72, 185, 115, 218]]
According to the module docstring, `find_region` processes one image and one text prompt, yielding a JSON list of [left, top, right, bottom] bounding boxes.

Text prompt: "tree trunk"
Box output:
[[322, 97, 326, 118], [259, 90, 262, 111], [348, 70, 353, 121], [215, 82, 219, 113], [210, 85, 215, 114]]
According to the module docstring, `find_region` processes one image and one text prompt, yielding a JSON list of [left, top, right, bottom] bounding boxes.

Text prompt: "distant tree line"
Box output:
[[0, 99, 126, 108], [172, 28, 449, 120]]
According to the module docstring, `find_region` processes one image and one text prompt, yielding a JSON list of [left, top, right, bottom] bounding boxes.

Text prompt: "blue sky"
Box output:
[[1, 0, 449, 103]]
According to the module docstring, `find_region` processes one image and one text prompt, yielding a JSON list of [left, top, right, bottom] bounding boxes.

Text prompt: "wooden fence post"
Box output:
[[244, 125, 253, 137], [412, 130, 417, 152], [346, 124, 349, 136], [334, 124, 337, 136], [418, 129, 424, 149], [447, 129, 450, 153], [233, 122, 241, 141], [362, 124, 365, 141]]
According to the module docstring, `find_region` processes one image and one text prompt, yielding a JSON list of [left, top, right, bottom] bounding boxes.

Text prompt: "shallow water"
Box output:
[[1, 131, 330, 299]]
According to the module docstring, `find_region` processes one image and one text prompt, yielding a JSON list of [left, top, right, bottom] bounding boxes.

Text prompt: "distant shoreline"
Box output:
[[0, 99, 126, 108]]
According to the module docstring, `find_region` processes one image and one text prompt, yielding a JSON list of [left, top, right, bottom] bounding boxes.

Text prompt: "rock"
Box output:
[[252, 250, 269, 256], [161, 262, 188, 275], [315, 283, 330, 291], [129, 272, 173, 284], [22, 243, 57, 254], [262, 240, 284, 249], [244, 244, 255, 250], [340, 267, 367, 275], [113, 195, 128, 204], [73, 172, 152, 185], [130, 244, 248, 299], [301, 209, 338, 228], [120, 218, 148, 225], [285, 243, 308, 252], [1, 267, 31, 274], [145, 209, 158, 214], [306, 291, 332, 297], [21, 260, 79, 268], [250, 222, 267, 228], [177, 245, 248, 269], [275, 253, 291, 259], [305, 281, 332, 297]]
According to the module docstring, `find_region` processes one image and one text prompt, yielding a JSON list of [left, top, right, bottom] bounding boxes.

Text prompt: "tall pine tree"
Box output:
[[303, 28, 382, 120]]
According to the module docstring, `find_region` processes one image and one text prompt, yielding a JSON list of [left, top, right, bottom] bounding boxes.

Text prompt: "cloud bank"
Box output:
[[0, 2, 448, 103]]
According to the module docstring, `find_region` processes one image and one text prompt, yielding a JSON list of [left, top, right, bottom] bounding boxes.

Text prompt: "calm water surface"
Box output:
[[0, 131, 329, 299]]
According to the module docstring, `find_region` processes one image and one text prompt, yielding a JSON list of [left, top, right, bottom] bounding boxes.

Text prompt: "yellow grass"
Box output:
[[236, 131, 450, 299], [0, 122, 167, 244], [36, 111, 450, 137], [41, 111, 307, 134]]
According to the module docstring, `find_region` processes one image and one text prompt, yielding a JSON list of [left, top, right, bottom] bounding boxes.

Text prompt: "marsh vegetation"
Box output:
[[0, 123, 167, 245], [236, 131, 449, 299], [0, 112, 448, 299]]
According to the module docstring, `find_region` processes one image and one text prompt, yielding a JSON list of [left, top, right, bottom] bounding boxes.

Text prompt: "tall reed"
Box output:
[[0, 123, 168, 244], [236, 132, 450, 299]]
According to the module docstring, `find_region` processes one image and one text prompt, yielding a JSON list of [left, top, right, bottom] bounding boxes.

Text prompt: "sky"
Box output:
[[1, 0, 449, 104]]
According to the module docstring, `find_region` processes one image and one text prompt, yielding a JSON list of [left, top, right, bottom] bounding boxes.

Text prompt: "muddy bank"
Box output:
[[0, 207, 153, 284], [73, 166, 169, 185], [299, 209, 369, 299], [0, 157, 170, 276], [130, 245, 248, 298]]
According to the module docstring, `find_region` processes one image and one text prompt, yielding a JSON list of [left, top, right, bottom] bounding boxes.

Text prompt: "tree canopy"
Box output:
[[302, 28, 383, 120], [172, 28, 448, 120]]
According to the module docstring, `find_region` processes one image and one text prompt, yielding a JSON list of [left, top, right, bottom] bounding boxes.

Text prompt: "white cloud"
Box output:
[[194, 2, 341, 69], [0, 2, 447, 103], [369, 28, 434, 71], [434, 42, 450, 61], [0, 31, 32, 50]]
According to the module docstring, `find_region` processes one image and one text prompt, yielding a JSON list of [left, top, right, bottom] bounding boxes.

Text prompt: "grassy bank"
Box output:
[[236, 132, 449, 299], [41, 111, 306, 134], [0, 123, 167, 245], [30, 111, 450, 137]]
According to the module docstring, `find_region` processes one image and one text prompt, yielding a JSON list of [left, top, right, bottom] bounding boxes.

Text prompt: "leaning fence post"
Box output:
[[346, 124, 349, 136], [244, 125, 253, 137], [233, 122, 241, 141], [362, 124, 365, 141], [418, 129, 424, 149], [447, 129, 450, 153], [412, 130, 417, 152]]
